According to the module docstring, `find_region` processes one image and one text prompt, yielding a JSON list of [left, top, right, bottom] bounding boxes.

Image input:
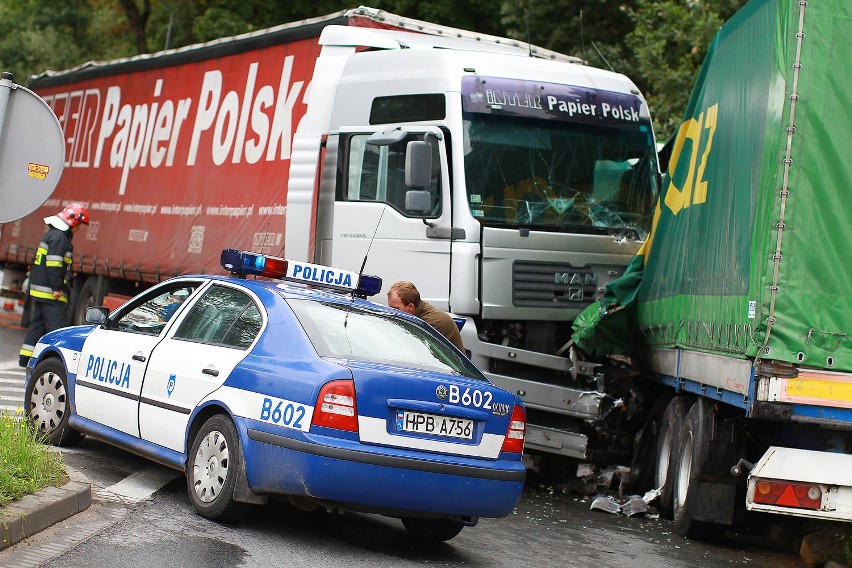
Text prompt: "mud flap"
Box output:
[[233, 455, 268, 505], [688, 479, 737, 525]]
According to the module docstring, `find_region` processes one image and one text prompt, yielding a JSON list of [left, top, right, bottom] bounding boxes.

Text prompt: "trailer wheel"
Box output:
[[628, 394, 671, 493], [72, 276, 101, 325], [672, 400, 724, 539], [655, 396, 693, 518]]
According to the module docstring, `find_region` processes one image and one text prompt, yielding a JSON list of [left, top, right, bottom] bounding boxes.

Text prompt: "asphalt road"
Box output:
[[0, 307, 26, 414], [0, 308, 807, 568], [3, 438, 806, 568]]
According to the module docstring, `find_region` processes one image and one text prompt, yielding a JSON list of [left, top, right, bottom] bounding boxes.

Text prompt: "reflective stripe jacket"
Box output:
[[29, 227, 73, 303]]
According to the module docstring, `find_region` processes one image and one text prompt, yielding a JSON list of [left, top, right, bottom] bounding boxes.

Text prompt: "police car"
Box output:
[[25, 249, 526, 542]]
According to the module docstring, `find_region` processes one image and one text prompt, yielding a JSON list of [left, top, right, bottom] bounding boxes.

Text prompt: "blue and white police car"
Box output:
[[25, 249, 526, 542]]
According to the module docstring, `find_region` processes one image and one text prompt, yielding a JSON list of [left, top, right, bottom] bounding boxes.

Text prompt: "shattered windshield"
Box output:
[[462, 77, 659, 238]]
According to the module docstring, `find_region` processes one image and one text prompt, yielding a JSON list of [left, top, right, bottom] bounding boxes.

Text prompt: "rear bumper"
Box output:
[[242, 426, 525, 518]]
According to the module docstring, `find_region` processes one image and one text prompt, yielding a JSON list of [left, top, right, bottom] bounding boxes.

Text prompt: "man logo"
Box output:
[[554, 271, 597, 301], [554, 272, 597, 286]]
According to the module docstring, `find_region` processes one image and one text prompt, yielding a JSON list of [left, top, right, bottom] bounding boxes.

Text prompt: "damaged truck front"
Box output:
[[572, 0, 852, 537]]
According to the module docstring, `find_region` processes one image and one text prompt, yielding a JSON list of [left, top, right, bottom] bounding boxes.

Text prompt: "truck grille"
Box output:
[[513, 261, 598, 308]]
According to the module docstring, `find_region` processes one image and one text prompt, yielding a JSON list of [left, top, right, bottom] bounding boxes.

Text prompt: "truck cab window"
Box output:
[[343, 133, 442, 217]]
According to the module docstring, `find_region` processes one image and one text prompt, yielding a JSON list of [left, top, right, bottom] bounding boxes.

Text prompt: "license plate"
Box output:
[[395, 410, 473, 440]]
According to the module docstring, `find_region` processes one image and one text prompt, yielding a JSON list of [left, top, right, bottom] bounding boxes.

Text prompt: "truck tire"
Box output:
[[672, 399, 724, 540], [655, 396, 693, 518], [628, 393, 672, 493], [71, 276, 101, 325]]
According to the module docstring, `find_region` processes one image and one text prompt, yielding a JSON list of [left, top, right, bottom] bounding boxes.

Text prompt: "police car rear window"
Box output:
[[287, 299, 484, 380]]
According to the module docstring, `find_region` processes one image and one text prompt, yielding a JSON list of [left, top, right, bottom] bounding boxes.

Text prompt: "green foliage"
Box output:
[[0, 0, 750, 142], [0, 413, 67, 507], [624, 0, 748, 140], [499, 0, 635, 71]]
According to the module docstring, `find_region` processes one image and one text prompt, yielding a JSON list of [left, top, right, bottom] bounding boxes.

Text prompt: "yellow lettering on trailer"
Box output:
[[664, 103, 719, 216]]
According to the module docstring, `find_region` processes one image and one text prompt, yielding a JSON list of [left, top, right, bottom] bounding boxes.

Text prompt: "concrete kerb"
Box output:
[[0, 480, 91, 551], [1, 304, 91, 551]]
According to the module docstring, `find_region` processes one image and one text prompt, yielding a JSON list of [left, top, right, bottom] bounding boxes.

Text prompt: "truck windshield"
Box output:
[[462, 77, 659, 238]]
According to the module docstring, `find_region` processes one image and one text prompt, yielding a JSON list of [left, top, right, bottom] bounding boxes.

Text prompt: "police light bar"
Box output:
[[220, 249, 382, 297]]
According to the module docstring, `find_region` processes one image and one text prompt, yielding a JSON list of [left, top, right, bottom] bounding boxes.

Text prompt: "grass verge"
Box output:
[[0, 410, 67, 507]]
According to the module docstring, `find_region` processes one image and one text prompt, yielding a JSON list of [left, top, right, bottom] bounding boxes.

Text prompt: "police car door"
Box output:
[[76, 283, 200, 436], [330, 127, 452, 309], [138, 283, 263, 452]]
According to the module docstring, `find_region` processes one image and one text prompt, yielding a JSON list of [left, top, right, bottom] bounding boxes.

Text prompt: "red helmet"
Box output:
[[57, 202, 90, 227]]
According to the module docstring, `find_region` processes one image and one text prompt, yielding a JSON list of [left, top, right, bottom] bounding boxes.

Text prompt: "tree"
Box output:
[[625, 0, 748, 140], [0, 0, 91, 80], [117, 0, 151, 53], [0, 0, 749, 136], [498, 0, 635, 72]]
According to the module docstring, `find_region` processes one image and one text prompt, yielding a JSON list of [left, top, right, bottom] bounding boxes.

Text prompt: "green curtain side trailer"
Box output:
[[573, 0, 852, 537]]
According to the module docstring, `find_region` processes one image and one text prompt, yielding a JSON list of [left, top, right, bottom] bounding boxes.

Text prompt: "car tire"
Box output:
[[672, 400, 724, 540], [26, 358, 83, 446], [187, 414, 249, 522], [655, 396, 693, 518], [401, 517, 465, 543]]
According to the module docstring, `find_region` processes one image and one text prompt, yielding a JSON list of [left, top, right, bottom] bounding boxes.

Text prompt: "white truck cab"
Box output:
[[286, 22, 660, 460]]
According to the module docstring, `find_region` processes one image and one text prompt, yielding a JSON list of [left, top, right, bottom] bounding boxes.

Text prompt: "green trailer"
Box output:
[[573, 0, 852, 536]]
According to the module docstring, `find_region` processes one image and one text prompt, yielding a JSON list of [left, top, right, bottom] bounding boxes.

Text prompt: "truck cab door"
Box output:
[[330, 127, 453, 308]]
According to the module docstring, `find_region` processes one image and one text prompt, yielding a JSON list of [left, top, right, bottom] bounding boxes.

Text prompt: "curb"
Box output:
[[0, 480, 91, 551]]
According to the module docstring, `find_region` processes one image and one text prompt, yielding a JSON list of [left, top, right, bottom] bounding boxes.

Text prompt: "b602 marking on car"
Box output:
[[448, 385, 493, 409], [260, 397, 307, 430]]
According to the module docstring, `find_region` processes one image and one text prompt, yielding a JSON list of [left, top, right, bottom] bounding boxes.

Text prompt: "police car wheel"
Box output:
[[401, 517, 465, 542], [25, 358, 83, 447], [187, 415, 248, 521]]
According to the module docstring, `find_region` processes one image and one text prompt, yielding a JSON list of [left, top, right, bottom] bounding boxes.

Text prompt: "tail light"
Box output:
[[752, 479, 823, 510], [311, 380, 358, 432], [500, 404, 526, 453]]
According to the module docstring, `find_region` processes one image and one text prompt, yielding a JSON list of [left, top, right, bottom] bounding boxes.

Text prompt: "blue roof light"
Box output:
[[221, 249, 382, 297]]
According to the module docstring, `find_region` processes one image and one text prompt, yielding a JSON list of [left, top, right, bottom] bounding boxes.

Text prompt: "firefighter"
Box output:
[[19, 203, 90, 367]]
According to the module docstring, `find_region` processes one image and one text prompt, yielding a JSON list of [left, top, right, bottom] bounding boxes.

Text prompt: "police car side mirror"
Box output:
[[85, 306, 109, 326]]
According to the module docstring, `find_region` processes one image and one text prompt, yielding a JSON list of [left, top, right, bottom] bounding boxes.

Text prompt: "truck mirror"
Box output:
[[85, 306, 109, 326], [405, 140, 432, 190], [405, 190, 432, 214]]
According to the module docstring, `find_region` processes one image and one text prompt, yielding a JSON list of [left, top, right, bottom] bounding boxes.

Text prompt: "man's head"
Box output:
[[46, 202, 90, 233], [387, 281, 420, 315], [58, 203, 90, 229]]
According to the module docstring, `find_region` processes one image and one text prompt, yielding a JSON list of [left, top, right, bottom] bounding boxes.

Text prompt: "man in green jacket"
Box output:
[[19, 203, 90, 367], [387, 281, 466, 352]]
